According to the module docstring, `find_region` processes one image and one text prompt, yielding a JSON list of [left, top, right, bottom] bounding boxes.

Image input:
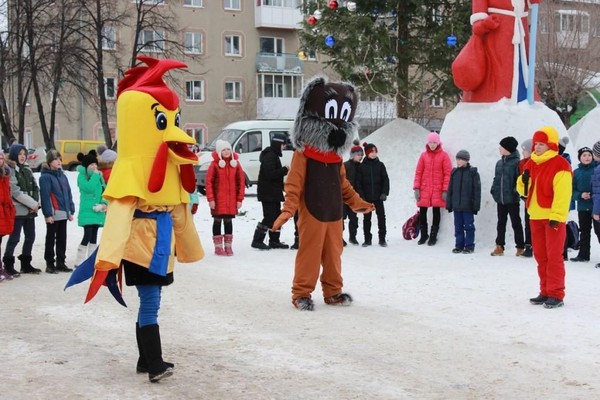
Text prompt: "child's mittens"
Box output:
[[191, 203, 198, 215], [209, 200, 216, 210], [442, 191, 447, 201], [92, 204, 107, 213], [414, 189, 420, 201], [379, 194, 387, 201]]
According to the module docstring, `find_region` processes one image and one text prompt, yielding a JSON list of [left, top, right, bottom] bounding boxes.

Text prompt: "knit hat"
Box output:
[[521, 139, 532, 153], [81, 152, 98, 169], [593, 141, 600, 158], [100, 149, 117, 163], [456, 149, 470, 162], [499, 136, 518, 153], [215, 139, 237, 168], [46, 149, 62, 164], [363, 142, 377, 157], [350, 139, 363, 157], [271, 133, 287, 147], [578, 146, 593, 161], [8, 143, 26, 163], [426, 132, 441, 145], [532, 126, 559, 152]]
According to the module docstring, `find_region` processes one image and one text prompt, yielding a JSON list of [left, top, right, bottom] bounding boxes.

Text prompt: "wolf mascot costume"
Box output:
[[272, 76, 374, 311]]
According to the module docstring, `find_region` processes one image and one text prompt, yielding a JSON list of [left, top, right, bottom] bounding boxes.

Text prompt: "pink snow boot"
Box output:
[[213, 235, 226, 256], [224, 234, 234, 256]]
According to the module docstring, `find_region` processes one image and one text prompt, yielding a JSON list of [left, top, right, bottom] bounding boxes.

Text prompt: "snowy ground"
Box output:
[[1, 167, 600, 400], [2, 107, 600, 399]]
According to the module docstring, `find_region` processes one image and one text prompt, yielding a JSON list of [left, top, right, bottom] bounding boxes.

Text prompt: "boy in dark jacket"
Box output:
[[490, 136, 525, 256], [356, 142, 390, 247], [343, 140, 363, 245], [39, 150, 76, 273], [572, 146, 599, 262], [446, 150, 481, 253], [252, 133, 289, 250]]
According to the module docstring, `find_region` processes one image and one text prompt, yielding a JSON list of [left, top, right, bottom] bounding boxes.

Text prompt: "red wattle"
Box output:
[[148, 143, 169, 193]]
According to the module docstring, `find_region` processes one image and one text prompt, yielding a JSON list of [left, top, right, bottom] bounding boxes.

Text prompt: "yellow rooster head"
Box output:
[[104, 56, 198, 205]]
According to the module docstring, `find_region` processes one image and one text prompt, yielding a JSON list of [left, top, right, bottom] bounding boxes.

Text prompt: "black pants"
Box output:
[[577, 211, 600, 259], [363, 200, 386, 241], [81, 225, 100, 246], [260, 201, 281, 229], [45, 220, 67, 263], [344, 205, 359, 239], [419, 206, 441, 227], [212, 218, 233, 235], [495, 203, 525, 248]]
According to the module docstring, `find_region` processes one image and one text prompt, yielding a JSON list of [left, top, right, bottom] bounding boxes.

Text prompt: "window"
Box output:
[[595, 18, 600, 37], [186, 80, 204, 101], [555, 10, 589, 33], [184, 0, 203, 6], [258, 74, 302, 98], [104, 77, 116, 100], [184, 125, 207, 146], [261, 0, 296, 6], [260, 37, 284, 54], [225, 81, 242, 102], [102, 26, 116, 50], [138, 30, 165, 53], [224, 34, 242, 56], [430, 97, 443, 108], [235, 131, 262, 154], [184, 32, 203, 54], [133, 0, 164, 4], [307, 48, 316, 61], [224, 0, 241, 10]]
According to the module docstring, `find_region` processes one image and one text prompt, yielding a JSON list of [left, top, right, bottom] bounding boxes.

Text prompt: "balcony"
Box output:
[[256, 53, 304, 74], [255, 1, 303, 29]]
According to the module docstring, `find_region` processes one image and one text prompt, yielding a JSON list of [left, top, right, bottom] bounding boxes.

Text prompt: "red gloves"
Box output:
[[191, 203, 198, 215], [473, 15, 500, 36]]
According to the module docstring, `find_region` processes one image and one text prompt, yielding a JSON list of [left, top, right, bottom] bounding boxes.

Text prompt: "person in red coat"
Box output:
[[205, 140, 245, 256], [0, 152, 16, 281], [452, 0, 542, 103], [413, 132, 452, 246]]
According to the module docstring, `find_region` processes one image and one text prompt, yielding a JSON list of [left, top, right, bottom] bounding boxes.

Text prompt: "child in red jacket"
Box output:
[[205, 140, 245, 256]]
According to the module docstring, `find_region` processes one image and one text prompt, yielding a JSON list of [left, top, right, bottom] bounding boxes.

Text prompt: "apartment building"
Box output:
[[12, 0, 328, 148]]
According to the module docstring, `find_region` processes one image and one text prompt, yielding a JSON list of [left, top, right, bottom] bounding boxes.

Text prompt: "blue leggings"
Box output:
[[137, 285, 162, 327]]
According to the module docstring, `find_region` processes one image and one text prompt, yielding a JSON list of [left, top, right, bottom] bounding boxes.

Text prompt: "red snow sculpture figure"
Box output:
[[452, 0, 542, 103]]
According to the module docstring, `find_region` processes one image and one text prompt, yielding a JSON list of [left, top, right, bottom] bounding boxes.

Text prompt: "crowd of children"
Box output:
[[3, 131, 600, 285]]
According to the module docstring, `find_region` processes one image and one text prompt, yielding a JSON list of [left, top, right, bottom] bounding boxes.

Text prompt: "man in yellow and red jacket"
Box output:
[[517, 126, 572, 309]]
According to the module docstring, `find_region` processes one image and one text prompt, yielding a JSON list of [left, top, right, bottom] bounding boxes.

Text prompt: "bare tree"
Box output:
[[536, 1, 600, 127], [0, 0, 34, 145]]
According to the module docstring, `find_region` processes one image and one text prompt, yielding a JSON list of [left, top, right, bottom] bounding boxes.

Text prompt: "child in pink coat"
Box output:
[[413, 132, 452, 246], [205, 140, 245, 256]]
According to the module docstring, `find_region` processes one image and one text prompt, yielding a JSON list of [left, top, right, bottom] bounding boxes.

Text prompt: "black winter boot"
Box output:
[[55, 260, 73, 273], [251, 223, 271, 250], [138, 324, 173, 382], [427, 225, 439, 246], [45, 261, 58, 274], [3, 256, 20, 277], [417, 225, 429, 245], [136, 323, 174, 374], [268, 231, 289, 249], [19, 255, 41, 274]]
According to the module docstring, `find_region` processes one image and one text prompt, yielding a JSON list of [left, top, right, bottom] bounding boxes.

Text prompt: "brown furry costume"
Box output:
[[272, 76, 374, 310]]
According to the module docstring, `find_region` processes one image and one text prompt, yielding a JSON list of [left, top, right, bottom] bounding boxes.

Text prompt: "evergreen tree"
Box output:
[[299, 0, 471, 119]]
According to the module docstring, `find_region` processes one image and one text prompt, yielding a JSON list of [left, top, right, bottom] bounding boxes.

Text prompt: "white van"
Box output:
[[194, 120, 294, 194]]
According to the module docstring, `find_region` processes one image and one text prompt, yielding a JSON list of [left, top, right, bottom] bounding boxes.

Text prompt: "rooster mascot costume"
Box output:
[[66, 56, 204, 382], [272, 76, 374, 311], [452, 0, 542, 103]]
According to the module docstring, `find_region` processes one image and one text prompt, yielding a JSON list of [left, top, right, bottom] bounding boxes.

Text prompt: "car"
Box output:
[[55, 139, 105, 171], [194, 120, 294, 195], [27, 147, 46, 171]]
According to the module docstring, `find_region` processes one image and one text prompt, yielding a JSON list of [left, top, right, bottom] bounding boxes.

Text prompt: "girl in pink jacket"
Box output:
[[206, 140, 245, 256], [413, 132, 452, 245]]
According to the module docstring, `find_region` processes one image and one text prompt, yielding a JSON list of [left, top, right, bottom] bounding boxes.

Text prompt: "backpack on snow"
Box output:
[[566, 220, 580, 250], [402, 210, 420, 240]]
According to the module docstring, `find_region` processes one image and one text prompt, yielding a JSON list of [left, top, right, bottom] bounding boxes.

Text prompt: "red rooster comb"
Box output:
[[117, 56, 188, 110]]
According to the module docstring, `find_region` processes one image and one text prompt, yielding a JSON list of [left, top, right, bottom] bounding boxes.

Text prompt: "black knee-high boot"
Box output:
[[428, 225, 439, 246], [138, 324, 173, 382], [135, 323, 174, 374]]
